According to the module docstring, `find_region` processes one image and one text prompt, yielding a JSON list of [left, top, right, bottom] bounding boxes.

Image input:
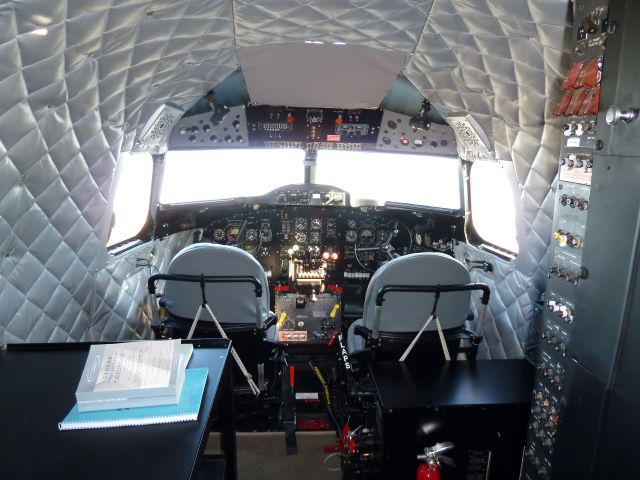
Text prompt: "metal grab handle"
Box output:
[[147, 273, 263, 297], [465, 258, 493, 272], [375, 283, 490, 307], [372, 283, 490, 341]]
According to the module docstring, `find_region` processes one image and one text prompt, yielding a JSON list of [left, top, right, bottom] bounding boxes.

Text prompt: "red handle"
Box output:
[[289, 365, 295, 389]]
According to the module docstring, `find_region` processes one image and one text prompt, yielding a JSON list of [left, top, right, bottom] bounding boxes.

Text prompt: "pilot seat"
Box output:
[[148, 243, 276, 399], [346, 252, 487, 366]]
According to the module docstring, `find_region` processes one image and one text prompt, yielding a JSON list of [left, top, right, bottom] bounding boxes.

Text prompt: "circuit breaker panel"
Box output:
[[521, 0, 640, 478], [520, 0, 605, 478]]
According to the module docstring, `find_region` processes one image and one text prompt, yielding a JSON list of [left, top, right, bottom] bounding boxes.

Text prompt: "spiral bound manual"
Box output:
[[59, 368, 208, 430]]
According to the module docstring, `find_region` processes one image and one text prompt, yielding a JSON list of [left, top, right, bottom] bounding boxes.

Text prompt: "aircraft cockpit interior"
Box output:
[[1, 1, 640, 479]]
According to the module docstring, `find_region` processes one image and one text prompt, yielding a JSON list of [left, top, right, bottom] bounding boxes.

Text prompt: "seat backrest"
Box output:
[[162, 243, 270, 327], [362, 252, 471, 333]]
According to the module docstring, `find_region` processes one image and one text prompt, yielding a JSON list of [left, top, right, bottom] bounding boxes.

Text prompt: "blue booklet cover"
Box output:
[[59, 368, 208, 430]]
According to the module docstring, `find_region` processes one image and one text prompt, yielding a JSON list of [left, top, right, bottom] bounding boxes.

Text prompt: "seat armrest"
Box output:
[[354, 324, 370, 339], [263, 312, 277, 330]]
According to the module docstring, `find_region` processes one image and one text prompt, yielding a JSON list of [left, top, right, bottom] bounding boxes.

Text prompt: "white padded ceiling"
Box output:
[[238, 43, 406, 108], [0, 0, 571, 346]]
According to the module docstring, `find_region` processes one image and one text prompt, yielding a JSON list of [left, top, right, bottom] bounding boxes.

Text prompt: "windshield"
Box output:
[[160, 149, 304, 203], [160, 148, 461, 209], [315, 150, 460, 209]]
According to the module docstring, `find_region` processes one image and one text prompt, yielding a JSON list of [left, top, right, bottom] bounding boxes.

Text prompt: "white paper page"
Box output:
[[94, 341, 176, 391]]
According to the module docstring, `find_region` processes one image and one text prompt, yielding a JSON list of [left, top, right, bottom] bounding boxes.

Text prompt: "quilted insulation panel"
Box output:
[[90, 230, 194, 342], [1, 0, 570, 352], [455, 243, 542, 360], [404, 0, 571, 287], [0, 0, 236, 344], [233, 0, 433, 51]]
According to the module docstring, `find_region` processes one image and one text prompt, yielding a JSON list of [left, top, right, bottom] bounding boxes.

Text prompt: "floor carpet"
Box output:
[[207, 431, 343, 480]]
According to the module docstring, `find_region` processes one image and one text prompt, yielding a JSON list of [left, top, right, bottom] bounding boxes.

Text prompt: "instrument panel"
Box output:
[[198, 206, 460, 285], [156, 184, 463, 287]]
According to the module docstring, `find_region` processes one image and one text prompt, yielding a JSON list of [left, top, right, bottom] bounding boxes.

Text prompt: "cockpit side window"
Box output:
[[107, 152, 154, 247], [468, 160, 519, 255]]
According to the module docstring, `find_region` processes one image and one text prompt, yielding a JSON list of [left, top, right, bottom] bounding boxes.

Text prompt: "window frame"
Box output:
[[465, 159, 521, 258]]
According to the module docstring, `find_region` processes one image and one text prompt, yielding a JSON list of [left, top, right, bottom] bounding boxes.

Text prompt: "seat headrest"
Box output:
[[362, 252, 471, 332], [162, 243, 270, 326]]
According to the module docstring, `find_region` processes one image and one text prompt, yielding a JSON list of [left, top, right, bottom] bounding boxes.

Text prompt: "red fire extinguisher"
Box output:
[[416, 442, 454, 480], [416, 462, 441, 480]]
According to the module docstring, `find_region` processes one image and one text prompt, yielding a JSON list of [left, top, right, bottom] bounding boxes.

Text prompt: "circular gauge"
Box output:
[[309, 231, 321, 244], [414, 232, 423, 246], [359, 229, 375, 245], [260, 227, 272, 242], [295, 218, 307, 230], [295, 232, 307, 243], [213, 228, 226, 241], [345, 230, 358, 243], [245, 228, 258, 242], [347, 219, 357, 229], [227, 226, 240, 242], [310, 218, 322, 230]]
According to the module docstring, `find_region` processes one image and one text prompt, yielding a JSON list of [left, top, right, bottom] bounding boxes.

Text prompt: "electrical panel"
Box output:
[[168, 105, 457, 155], [375, 110, 457, 155], [523, 0, 640, 477], [169, 105, 249, 148], [520, 0, 609, 478]]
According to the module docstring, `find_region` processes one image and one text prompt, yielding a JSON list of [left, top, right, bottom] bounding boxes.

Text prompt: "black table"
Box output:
[[372, 359, 534, 479], [0, 339, 236, 480]]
